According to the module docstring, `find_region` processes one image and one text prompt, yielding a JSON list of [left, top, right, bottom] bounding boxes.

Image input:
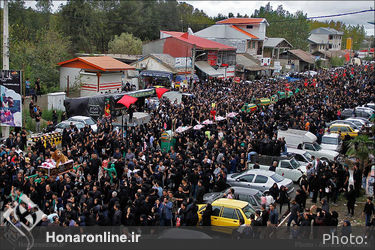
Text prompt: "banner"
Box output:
[[0, 70, 22, 127]]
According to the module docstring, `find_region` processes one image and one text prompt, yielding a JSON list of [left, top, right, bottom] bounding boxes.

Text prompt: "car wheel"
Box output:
[[321, 157, 329, 162]]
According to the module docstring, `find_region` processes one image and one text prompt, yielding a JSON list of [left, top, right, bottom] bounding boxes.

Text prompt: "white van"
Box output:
[[277, 129, 317, 148]]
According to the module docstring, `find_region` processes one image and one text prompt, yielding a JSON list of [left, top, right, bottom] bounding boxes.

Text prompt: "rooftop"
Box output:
[[162, 31, 236, 50], [216, 18, 268, 25], [58, 56, 135, 71]]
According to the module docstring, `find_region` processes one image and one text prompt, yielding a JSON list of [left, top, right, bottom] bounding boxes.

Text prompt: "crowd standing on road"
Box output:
[[1, 64, 375, 233]]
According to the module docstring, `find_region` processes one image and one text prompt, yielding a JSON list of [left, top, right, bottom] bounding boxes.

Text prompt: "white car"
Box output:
[[346, 117, 373, 128], [54, 121, 85, 133], [320, 133, 342, 152], [287, 148, 314, 166], [299, 142, 339, 162], [68, 116, 97, 132]]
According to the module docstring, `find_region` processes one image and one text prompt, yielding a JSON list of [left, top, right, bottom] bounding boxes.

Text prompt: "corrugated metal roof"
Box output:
[[58, 56, 135, 71], [170, 32, 236, 50], [236, 54, 259, 67], [288, 49, 315, 64], [263, 38, 292, 48], [311, 27, 344, 35]]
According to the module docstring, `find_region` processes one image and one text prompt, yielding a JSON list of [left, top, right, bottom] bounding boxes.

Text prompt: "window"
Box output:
[[340, 126, 349, 132], [305, 143, 315, 151], [212, 206, 221, 216], [239, 174, 254, 183], [238, 193, 250, 203], [254, 175, 268, 184], [271, 174, 284, 183], [221, 207, 237, 219], [247, 41, 251, 49], [294, 154, 306, 162], [246, 25, 253, 29], [252, 41, 256, 49], [280, 161, 292, 169], [236, 209, 244, 222], [330, 126, 339, 132], [248, 196, 258, 207]]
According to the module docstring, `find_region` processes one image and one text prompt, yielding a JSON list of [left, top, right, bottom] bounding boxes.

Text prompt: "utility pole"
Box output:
[[2, 0, 10, 138]]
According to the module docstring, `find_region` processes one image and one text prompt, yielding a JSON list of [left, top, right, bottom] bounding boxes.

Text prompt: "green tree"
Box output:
[[346, 135, 375, 170], [108, 32, 142, 55], [252, 3, 310, 50]]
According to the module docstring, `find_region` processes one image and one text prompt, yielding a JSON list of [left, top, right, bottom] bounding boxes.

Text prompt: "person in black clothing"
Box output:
[[346, 184, 356, 216], [196, 180, 205, 204], [278, 186, 290, 214], [364, 197, 375, 226], [353, 164, 362, 197], [287, 200, 300, 226], [268, 183, 279, 201], [201, 203, 212, 226], [52, 110, 58, 126], [253, 160, 260, 169], [309, 173, 319, 203], [269, 161, 277, 172]]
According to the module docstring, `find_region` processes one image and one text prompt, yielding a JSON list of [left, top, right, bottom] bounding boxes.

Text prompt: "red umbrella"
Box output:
[[117, 95, 138, 108], [155, 88, 169, 99]]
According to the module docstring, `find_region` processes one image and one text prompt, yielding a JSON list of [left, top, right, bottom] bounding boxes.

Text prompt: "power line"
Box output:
[[307, 9, 374, 20]]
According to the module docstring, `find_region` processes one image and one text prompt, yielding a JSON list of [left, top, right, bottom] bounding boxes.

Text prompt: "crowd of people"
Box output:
[[1, 63, 375, 233]]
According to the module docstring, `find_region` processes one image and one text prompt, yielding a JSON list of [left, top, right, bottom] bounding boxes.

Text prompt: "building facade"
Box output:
[[308, 27, 343, 53]]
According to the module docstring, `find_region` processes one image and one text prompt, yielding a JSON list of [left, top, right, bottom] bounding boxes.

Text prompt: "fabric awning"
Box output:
[[195, 61, 222, 76]]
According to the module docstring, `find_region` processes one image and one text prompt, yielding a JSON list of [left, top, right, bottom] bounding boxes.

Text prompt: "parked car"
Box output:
[[203, 187, 274, 209], [345, 117, 373, 128], [328, 124, 359, 139], [340, 108, 373, 119], [326, 120, 361, 131], [54, 121, 85, 133], [226, 169, 294, 194], [296, 141, 339, 162], [67, 116, 97, 132], [197, 198, 255, 228], [287, 148, 314, 166], [363, 103, 375, 111], [247, 154, 305, 182], [320, 133, 342, 152]]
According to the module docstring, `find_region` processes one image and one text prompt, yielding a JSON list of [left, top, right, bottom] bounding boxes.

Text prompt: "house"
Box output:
[[142, 31, 237, 80], [263, 38, 293, 59], [308, 27, 343, 53], [131, 53, 193, 88], [58, 56, 135, 97], [278, 49, 315, 72], [194, 18, 269, 58]]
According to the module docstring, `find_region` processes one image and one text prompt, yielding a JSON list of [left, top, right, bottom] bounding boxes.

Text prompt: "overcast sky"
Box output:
[[23, 0, 375, 35]]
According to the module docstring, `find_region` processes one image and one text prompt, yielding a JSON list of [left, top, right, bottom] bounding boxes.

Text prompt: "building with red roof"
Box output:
[[141, 31, 237, 79], [58, 56, 135, 96], [194, 18, 269, 57]]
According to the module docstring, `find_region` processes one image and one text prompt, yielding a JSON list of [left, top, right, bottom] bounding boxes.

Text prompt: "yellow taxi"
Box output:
[[328, 124, 359, 139], [197, 198, 255, 227]]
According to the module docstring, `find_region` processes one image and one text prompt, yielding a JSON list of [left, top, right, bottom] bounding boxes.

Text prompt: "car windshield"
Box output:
[[313, 142, 322, 150], [231, 173, 242, 178], [56, 123, 67, 129], [242, 204, 255, 218], [322, 137, 338, 145], [303, 152, 313, 162], [254, 191, 263, 204], [290, 158, 301, 169], [84, 118, 96, 125], [271, 174, 284, 183]]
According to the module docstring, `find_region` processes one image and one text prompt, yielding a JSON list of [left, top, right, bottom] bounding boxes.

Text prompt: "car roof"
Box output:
[[212, 198, 249, 208], [243, 169, 274, 177], [287, 148, 306, 154], [59, 121, 83, 125], [330, 123, 351, 128], [322, 133, 340, 138], [69, 116, 91, 120], [231, 187, 259, 195]]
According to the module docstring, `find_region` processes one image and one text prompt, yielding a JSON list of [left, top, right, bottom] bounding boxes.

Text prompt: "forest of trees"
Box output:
[[0, 0, 369, 92]]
